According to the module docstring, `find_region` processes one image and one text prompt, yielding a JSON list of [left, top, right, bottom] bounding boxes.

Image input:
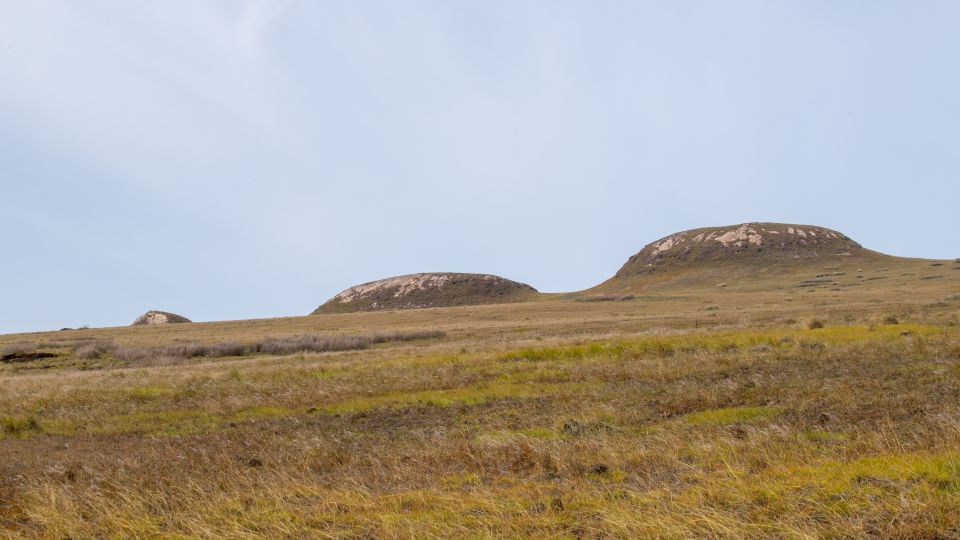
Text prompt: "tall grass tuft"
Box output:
[[75, 341, 120, 359]]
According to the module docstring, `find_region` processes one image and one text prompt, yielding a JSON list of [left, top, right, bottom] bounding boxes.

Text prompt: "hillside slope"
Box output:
[[587, 222, 950, 296]]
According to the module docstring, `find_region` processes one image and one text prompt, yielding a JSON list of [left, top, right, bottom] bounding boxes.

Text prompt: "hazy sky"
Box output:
[[2, 1, 958, 333]]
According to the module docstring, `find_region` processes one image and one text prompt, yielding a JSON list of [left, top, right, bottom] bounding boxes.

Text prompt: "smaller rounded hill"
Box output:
[[313, 273, 538, 314], [132, 311, 192, 326], [615, 223, 866, 278]]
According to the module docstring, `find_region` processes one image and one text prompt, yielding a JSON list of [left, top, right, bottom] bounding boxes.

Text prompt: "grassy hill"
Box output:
[[614, 223, 867, 278], [315, 223, 956, 313], [313, 272, 539, 314], [585, 223, 954, 300]]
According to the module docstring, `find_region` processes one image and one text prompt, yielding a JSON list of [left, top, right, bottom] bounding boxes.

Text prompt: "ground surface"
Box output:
[[2, 255, 960, 537]]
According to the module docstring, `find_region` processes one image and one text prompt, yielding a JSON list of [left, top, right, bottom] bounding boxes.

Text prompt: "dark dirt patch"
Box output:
[[575, 295, 635, 303], [1, 352, 57, 363]]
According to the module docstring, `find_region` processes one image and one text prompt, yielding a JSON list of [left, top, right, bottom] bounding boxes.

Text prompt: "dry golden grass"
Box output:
[[1, 257, 959, 538]]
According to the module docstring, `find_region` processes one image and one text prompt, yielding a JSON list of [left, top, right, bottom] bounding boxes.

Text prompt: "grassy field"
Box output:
[[2, 256, 960, 537]]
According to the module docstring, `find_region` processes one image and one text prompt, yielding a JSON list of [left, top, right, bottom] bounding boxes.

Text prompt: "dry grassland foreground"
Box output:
[[2, 288, 960, 537]]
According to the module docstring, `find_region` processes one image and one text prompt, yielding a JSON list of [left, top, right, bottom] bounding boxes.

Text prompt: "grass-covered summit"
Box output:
[[313, 272, 538, 314], [614, 222, 866, 278]]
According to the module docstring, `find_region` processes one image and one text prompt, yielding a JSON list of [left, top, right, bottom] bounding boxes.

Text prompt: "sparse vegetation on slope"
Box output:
[[1, 221, 959, 537], [1, 319, 959, 537], [2, 272, 960, 537]]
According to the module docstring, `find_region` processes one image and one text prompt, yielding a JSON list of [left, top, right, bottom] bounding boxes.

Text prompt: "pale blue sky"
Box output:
[[2, 1, 958, 333]]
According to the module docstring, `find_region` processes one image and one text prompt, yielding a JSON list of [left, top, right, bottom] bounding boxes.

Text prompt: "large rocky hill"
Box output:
[[313, 273, 538, 314], [131, 311, 192, 326], [312, 223, 953, 313], [614, 223, 867, 278]]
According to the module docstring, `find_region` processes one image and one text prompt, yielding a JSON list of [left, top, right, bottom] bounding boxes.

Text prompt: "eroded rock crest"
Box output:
[[616, 223, 862, 277], [132, 311, 192, 326], [315, 273, 537, 314]]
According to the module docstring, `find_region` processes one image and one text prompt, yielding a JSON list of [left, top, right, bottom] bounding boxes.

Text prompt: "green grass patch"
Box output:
[[109, 410, 221, 436], [128, 385, 174, 400], [0, 415, 43, 438], [496, 324, 949, 365], [803, 452, 960, 494], [317, 382, 589, 415], [230, 406, 292, 422]]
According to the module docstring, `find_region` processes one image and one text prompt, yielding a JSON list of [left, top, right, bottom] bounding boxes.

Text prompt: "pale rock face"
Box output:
[[651, 235, 683, 254], [132, 311, 191, 326], [714, 225, 763, 247], [141, 312, 171, 324]]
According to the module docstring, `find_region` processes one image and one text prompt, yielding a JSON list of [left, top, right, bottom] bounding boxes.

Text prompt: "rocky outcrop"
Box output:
[[314, 273, 538, 314], [615, 223, 864, 277], [132, 311, 192, 326]]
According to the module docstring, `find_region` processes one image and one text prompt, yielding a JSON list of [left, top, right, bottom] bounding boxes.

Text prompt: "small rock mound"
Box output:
[[616, 223, 863, 278], [314, 273, 538, 314], [132, 311, 192, 326]]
